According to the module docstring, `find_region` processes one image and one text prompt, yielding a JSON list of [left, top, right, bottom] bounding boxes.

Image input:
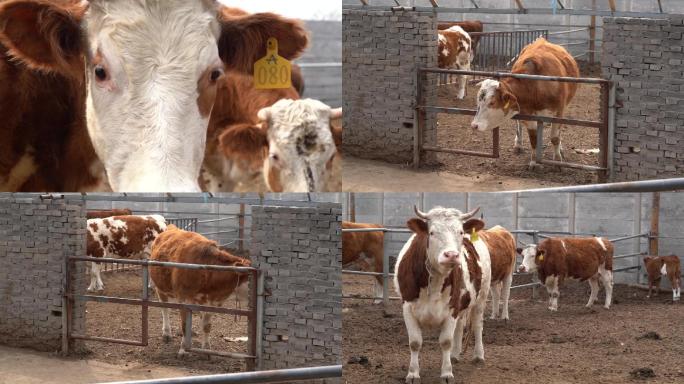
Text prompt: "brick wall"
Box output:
[[343, 9, 438, 164], [250, 204, 342, 378], [602, 16, 684, 181], [0, 195, 87, 352]]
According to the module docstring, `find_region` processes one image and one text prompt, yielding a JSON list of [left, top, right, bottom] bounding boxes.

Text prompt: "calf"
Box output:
[[471, 38, 579, 169], [644, 255, 681, 301], [86, 209, 133, 219], [342, 221, 385, 303], [474, 226, 516, 320], [518, 237, 614, 311], [87, 215, 167, 291], [438, 26, 473, 100], [394, 206, 490, 383], [150, 225, 252, 356]]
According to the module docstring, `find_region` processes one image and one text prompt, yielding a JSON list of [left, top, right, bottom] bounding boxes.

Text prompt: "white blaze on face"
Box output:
[[84, 0, 223, 192], [259, 99, 338, 192], [422, 207, 469, 269], [518, 244, 538, 273], [471, 79, 518, 132]]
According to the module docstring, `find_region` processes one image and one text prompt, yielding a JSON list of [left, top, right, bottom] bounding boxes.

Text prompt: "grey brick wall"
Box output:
[[602, 16, 684, 181], [343, 9, 438, 164], [250, 204, 342, 378], [0, 195, 87, 352]]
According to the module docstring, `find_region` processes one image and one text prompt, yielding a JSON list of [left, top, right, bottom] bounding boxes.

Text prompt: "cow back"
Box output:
[[538, 237, 613, 282], [87, 215, 166, 259], [341, 221, 384, 265], [479, 226, 516, 283]]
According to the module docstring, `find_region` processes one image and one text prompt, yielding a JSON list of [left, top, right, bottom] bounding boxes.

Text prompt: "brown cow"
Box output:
[[342, 221, 384, 303], [438, 20, 483, 53], [475, 225, 516, 320], [518, 237, 614, 311], [438, 26, 473, 100], [471, 38, 580, 169], [86, 209, 133, 219], [644, 255, 681, 301], [150, 225, 252, 356]]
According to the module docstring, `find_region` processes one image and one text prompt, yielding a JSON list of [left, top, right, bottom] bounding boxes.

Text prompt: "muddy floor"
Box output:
[[81, 269, 250, 375], [343, 274, 684, 384]]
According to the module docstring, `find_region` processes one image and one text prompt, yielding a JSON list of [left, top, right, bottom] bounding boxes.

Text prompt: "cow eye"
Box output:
[[210, 68, 224, 82], [429, 231, 434, 236], [270, 153, 279, 162], [94, 65, 108, 81]]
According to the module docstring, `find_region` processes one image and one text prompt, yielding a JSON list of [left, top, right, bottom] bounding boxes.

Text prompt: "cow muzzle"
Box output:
[[439, 251, 460, 266], [517, 265, 526, 273]]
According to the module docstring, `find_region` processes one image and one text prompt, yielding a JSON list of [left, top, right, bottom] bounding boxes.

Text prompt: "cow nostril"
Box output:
[[471, 123, 478, 130]]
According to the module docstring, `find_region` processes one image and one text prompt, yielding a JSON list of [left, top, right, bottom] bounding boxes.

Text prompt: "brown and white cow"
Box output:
[[150, 225, 252, 356], [518, 237, 614, 311], [438, 26, 473, 100], [87, 214, 167, 291], [471, 37, 580, 169], [86, 209, 133, 219], [474, 226, 516, 320], [342, 221, 385, 303], [0, 0, 308, 192], [394, 206, 490, 383], [644, 255, 681, 301], [437, 20, 483, 54]]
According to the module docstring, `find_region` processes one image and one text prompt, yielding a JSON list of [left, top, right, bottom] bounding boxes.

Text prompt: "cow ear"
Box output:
[[219, 124, 269, 160], [217, 6, 309, 73], [516, 247, 523, 255], [463, 218, 485, 233], [0, 0, 86, 78], [330, 108, 343, 148], [407, 218, 428, 234]]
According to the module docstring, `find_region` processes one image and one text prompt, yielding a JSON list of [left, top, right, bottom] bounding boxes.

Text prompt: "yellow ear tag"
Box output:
[[504, 101, 510, 110], [254, 37, 292, 89], [538, 255, 544, 261], [470, 227, 479, 242]]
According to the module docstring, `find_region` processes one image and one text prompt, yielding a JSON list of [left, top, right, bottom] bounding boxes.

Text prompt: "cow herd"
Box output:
[[0, 0, 341, 193], [84, 209, 251, 356], [343, 207, 681, 383], [437, 21, 581, 170]]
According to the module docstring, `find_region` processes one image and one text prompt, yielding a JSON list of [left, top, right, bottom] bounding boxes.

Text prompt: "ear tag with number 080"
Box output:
[[254, 37, 292, 89]]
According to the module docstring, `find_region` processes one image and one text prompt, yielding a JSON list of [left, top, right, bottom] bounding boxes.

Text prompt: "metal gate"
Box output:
[[167, 217, 198, 232], [63, 256, 264, 370]]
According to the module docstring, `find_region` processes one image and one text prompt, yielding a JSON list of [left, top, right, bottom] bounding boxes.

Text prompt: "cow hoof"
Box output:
[[177, 350, 188, 358], [604, 305, 611, 309], [548, 306, 558, 312], [405, 374, 420, 384], [472, 357, 484, 364], [528, 162, 540, 171], [440, 374, 455, 383], [450, 355, 462, 364]]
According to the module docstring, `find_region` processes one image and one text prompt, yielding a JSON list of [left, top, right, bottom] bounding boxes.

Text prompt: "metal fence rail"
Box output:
[[64, 256, 263, 370]]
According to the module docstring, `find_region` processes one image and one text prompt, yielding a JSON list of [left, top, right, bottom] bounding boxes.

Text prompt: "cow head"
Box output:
[[0, 0, 308, 192], [228, 256, 252, 308], [517, 244, 540, 273], [470, 79, 519, 132], [259, 99, 341, 192], [408, 205, 481, 274]]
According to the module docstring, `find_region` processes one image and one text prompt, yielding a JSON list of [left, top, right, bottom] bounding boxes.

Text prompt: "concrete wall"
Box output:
[[0, 195, 86, 352], [300, 21, 343, 108], [250, 204, 342, 377], [602, 16, 684, 181], [343, 9, 438, 164], [344, 192, 684, 285]]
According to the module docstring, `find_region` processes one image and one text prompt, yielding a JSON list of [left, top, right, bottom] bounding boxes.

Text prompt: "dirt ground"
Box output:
[[343, 274, 684, 384], [81, 269, 250, 376]]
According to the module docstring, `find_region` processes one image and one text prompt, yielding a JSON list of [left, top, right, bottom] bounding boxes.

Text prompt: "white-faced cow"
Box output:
[[342, 221, 385, 303], [87, 214, 167, 292], [438, 26, 473, 100], [518, 237, 614, 312], [150, 225, 252, 356], [644, 255, 681, 301], [394, 206, 490, 383], [474, 225, 516, 320], [471, 38, 580, 169], [0, 0, 308, 192]]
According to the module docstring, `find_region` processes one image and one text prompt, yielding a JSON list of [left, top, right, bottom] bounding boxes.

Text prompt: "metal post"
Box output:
[[349, 192, 356, 222], [607, 81, 616, 180], [493, 127, 500, 158], [184, 310, 193, 351], [589, 1, 597, 64], [255, 272, 265, 370], [649, 192, 660, 256], [247, 270, 258, 371], [61, 254, 71, 355], [239, 203, 246, 252], [382, 229, 390, 308], [141, 264, 149, 346], [414, 68, 423, 168], [535, 120, 544, 166], [531, 231, 539, 299]]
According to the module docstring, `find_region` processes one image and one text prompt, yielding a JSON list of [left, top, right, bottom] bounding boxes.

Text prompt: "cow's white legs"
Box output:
[[403, 304, 422, 383], [87, 262, 104, 292], [456, 75, 467, 100], [158, 292, 172, 342], [373, 279, 383, 305], [586, 276, 600, 307], [550, 123, 564, 161], [179, 309, 192, 357], [514, 121, 524, 154], [500, 273, 513, 320], [599, 265, 613, 309], [472, 304, 485, 362], [451, 314, 466, 362], [439, 318, 457, 383], [524, 122, 540, 170], [201, 312, 212, 349], [489, 281, 501, 319], [545, 275, 559, 311]]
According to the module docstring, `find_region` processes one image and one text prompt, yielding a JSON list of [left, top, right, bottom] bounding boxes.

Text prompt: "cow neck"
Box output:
[[448, 238, 482, 317], [500, 77, 524, 114]]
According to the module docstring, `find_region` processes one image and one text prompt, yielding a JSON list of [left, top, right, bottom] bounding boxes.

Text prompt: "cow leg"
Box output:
[[525, 122, 540, 170], [545, 276, 559, 311], [514, 121, 524, 154], [456, 75, 467, 100], [201, 312, 212, 349], [88, 262, 104, 292], [586, 276, 600, 307], [373, 250, 384, 305], [599, 265, 613, 309], [500, 272, 513, 320], [373, 277, 383, 305], [451, 314, 466, 362], [646, 280, 653, 298], [179, 309, 192, 357], [551, 110, 565, 162], [472, 304, 486, 362], [157, 292, 172, 342], [489, 281, 501, 319], [402, 304, 422, 383], [439, 318, 457, 383]]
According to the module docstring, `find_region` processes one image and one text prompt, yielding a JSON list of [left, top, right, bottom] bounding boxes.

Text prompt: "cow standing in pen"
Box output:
[[343, 221, 385, 304], [644, 255, 681, 301], [394, 206, 491, 383], [474, 225, 516, 320], [438, 26, 473, 100]]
